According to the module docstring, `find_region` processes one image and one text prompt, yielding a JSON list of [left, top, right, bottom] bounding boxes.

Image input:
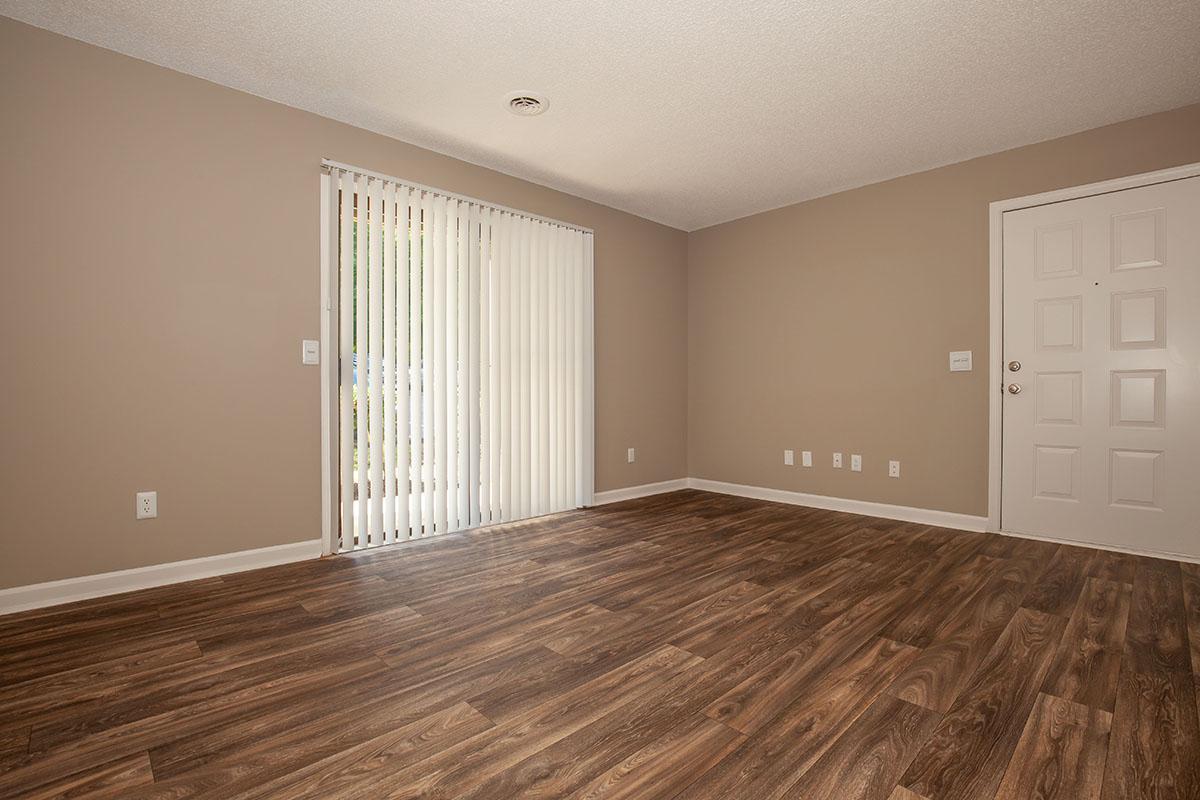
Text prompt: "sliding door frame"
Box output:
[[318, 167, 595, 556], [320, 172, 340, 555]]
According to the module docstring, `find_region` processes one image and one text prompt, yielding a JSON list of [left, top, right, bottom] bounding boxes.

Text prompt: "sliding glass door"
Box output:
[[322, 163, 594, 552]]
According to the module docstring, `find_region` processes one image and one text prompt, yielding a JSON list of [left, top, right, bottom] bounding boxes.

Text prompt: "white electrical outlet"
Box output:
[[889, 460, 901, 478], [832, 452, 843, 469], [801, 451, 812, 467], [627, 448, 636, 464], [783, 449, 794, 466], [136, 491, 158, 520], [851, 454, 862, 472]]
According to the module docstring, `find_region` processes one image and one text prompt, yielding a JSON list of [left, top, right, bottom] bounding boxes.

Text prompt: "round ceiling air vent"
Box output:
[[506, 92, 548, 116]]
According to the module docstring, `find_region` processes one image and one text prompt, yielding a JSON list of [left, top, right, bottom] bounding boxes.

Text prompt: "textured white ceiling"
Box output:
[[4, 1, 1199, 230]]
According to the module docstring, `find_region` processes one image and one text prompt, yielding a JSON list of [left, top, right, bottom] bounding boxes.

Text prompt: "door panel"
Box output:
[[1002, 176, 1200, 557]]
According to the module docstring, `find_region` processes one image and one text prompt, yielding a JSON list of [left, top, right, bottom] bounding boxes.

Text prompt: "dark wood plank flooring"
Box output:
[[1, 489, 1198, 799]]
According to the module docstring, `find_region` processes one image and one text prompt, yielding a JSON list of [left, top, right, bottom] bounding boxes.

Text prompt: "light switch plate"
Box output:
[[832, 452, 843, 469], [627, 448, 636, 464], [850, 454, 862, 472], [801, 451, 812, 467], [949, 350, 973, 372], [301, 339, 320, 365], [783, 449, 794, 466], [889, 460, 901, 478]]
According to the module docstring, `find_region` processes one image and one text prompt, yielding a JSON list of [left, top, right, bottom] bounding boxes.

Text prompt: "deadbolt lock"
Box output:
[[1007, 383, 1022, 395], [1008, 360, 1021, 372]]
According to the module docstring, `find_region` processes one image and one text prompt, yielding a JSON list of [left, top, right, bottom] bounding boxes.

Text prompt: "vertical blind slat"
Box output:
[[432, 196, 448, 534], [419, 193, 434, 536], [518, 218, 531, 520], [382, 183, 397, 544], [480, 208, 494, 525], [395, 186, 411, 541], [511, 216, 523, 520], [556, 225, 569, 511], [368, 179, 385, 546], [530, 221, 542, 517], [564, 229, 577, 508], [338, 171, 355, 551], [486, 209, 501, 524], [354, 174, 370, 548], [445, 200, 460, 533], [457, 206, 471, 527], [467, 206, 482, 527], [573, 230, 586, 502], [446, 204, 456, 528], [407, 191, 422, 538], [548, 225, 560, 510], [499, 213, 513, 522], [538, 225, 551, 515], [582, 233, 596, 506]]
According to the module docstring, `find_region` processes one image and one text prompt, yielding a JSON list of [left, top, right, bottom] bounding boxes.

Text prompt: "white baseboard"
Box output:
[[590, 475, 988, 532], [0, 539, 323, 616], [991, 526, 1200, 565], [601, 476, 1199, 563], [687, 478, 990, 532], [593, 478, 690, 505], [6, 481, 1192, 617]]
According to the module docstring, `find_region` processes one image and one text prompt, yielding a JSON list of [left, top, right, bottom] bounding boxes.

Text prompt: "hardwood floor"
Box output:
[[1, 489, 1198, 799]]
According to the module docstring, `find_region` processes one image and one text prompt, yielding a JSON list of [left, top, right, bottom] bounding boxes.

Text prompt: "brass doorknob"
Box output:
[[1007, 383, 1022, 395], [1008, 360, 1021, 372]]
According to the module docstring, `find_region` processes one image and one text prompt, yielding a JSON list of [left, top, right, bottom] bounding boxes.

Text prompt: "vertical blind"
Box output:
[[326, 163, 594, 551]]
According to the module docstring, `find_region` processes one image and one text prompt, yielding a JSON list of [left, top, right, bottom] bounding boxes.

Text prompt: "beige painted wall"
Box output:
[[0, 18, 688, 589], [687, 103, 1200, 516], [4, 16, 1199, 591]]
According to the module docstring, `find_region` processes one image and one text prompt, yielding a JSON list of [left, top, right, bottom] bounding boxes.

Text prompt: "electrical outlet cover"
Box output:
[[136, 491, 158, 520]]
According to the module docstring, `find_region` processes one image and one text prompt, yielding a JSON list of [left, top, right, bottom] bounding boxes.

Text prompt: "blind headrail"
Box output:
[[322, 159, 594, 235]]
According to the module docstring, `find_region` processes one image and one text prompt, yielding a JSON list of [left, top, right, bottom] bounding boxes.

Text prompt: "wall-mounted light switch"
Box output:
[[801, 451, 812, 467], [301, 339, 320, 365], [627, 448, 636, 464], [850, 454, 862, 472], [949, 350, 973, 372], [783, 449, 794, 466], [889, 460, 901, 478]]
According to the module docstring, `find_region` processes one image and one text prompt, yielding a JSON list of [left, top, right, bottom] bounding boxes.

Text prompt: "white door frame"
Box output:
[[986, 161, 1200, 536]]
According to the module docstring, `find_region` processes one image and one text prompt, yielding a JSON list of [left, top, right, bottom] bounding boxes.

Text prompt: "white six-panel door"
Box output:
[[1001, 176, 1200, 557]]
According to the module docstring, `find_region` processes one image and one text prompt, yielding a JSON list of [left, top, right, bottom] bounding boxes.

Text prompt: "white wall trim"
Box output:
[[8, 466, 1197, 616], [986, 161, 1200, 533], [688, 478, 989, 532], [0, 540, 323, 616], [592, 476, 990, 530], [622, 476, 1197, 562], [989, 527, 1200, 566], [593, 478, 690, 505]]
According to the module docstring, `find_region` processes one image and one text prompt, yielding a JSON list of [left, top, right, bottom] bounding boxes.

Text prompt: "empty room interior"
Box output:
[[3, 2, 1200, 798]]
